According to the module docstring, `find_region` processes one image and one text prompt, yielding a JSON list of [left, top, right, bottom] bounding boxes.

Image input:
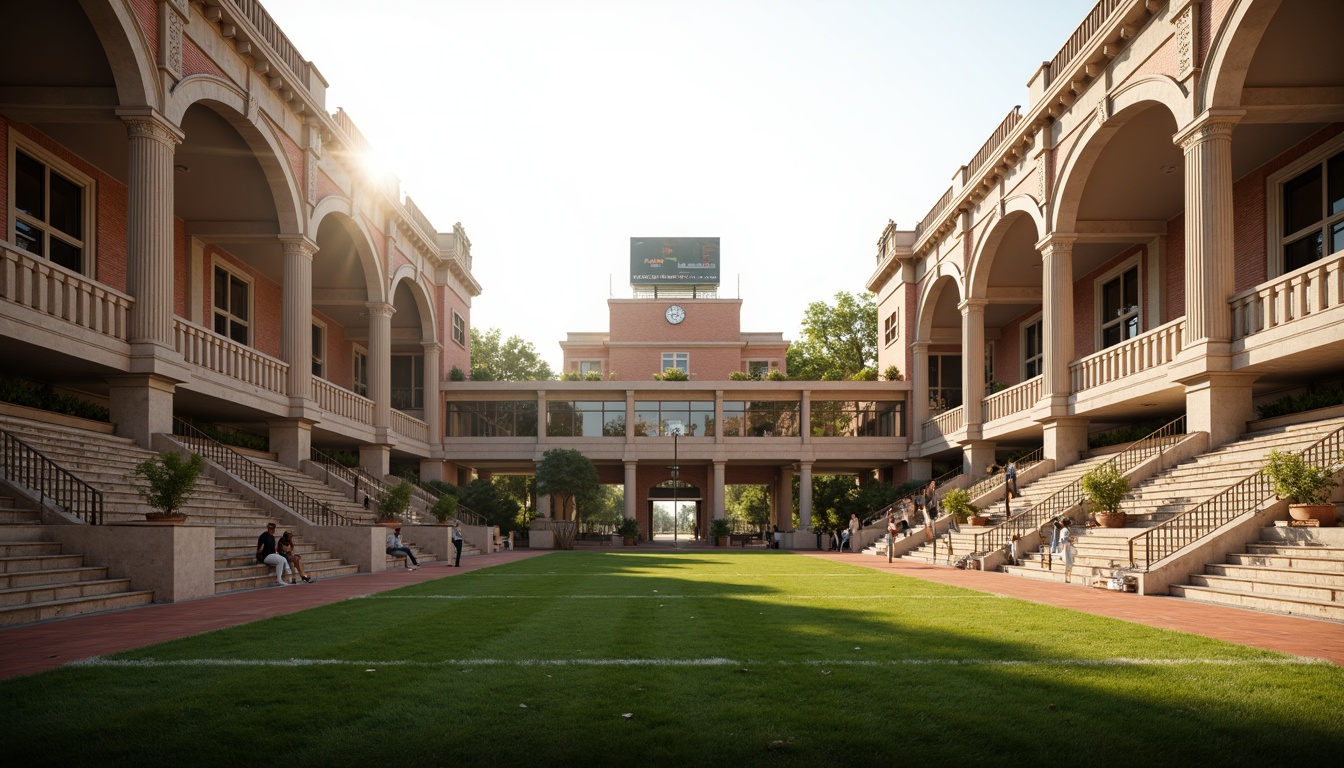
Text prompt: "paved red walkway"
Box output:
[[2, 548, 1341, 680]]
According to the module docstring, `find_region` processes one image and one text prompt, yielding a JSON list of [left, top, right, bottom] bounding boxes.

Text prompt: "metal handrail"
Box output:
[[963, 447, 1045, 501], [407, 478, 485, 526], [1129, 424, 1344, 570], [310, 448, 388, 500], [861, 467, 963, 527], [971, 415, 1187, 553], [173, 419, 356, 526], [1, 429, 103, 524]]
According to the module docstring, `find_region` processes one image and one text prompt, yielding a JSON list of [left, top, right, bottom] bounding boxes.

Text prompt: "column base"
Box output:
[[1180, 371, 1257, 450], [1041, 417, 1089, 470], [107, 374, 178, 450], [907, 458, 933, 483], [268, 419, 314, 470], [359, 444, 390, 478], [960, 440, 998, 477]]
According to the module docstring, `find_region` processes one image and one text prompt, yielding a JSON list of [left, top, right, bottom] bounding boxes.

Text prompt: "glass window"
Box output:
[[1023, 318, 1043, 380], [661, 352, 689, 375], [1100, 265, 1140, 349], [884, 312, 899, 346], [452, 312, 466, 347], [578, 360, 603, 377], [1280, 148, 1344, 273], [353, 347, 369, 397], [721, 401, 799, 437], [547, 400, 625, 437], [811, 401, 903, 437], [11, 148, 90, 273], [212, 265, 250, 345], [447, 401, 538, 437], [633, 401, 714, 436], [927, 354, 962, 411], [311, 323, 325, 378], [391, 354, 424, 410]]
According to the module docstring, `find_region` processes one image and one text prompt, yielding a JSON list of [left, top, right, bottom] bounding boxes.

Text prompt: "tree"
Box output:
[[725, 485, 771, 528], [459, 478, 522, 532], [786, 291, 877, 381], [470, 327, 554, 381], [535, 448, 600, 523]]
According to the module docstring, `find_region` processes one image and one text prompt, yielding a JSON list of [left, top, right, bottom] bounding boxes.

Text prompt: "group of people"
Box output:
[[255, 522, 314, 586], [255, 519, 466, 586]]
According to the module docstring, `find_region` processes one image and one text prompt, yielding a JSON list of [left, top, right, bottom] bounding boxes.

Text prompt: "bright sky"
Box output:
[[262, 0, 1093, 371]]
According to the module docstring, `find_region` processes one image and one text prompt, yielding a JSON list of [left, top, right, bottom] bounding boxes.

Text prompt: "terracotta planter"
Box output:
[[1095, 511, 1128, 528], [377, 521, 402, 528], [623, 536, 637, 546], [1288, 504, 1337, 527], [967, 515, 989, 526], [142, 514, 187, 525], [716, 536, 728, 546]]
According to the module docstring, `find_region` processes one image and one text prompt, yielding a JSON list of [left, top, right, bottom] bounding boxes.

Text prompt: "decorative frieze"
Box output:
[[1174, 0, 1202, 83], [158, 1, 189, 80]]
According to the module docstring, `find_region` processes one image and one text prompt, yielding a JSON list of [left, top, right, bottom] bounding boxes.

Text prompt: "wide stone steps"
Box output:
[[0, 576, 139, 608], [1202, 563, 1344, 588], [0, 589, 155, 626], [0, 565, 111, 590], [248, 458, 376, 523], [0, 553, 86, 573], [1167, 583, 1344, 622]]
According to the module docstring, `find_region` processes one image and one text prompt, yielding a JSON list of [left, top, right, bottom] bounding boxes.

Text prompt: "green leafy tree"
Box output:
[[470, 327, 554, 381], [535, 448, 600, 522], [786, 292, 878, 381], [459, 478, 523, 532], [134, 451, 204, 519], [725, 485, 771, 527]]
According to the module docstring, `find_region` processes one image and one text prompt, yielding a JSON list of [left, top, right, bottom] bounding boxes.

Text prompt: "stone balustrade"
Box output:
[[1, 243, 132, 343], [174, 319, 288, 394], [313, 377, 373, 425], [391, 408, 429, 444], [982, 376, 1042, 423], [922, 404, 965, 443], [1069, 318, 1184, 392], [1230, 253, 1344, 341]]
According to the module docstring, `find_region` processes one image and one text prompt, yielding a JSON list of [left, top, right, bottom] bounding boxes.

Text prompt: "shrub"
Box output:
[[764, 369, 787, 381], [0, 377, 110, 422], [449, 366, 466, 382], [882, 365, 902, 381], [430, 494, 460, 523], [195, 423, 268, 452], [560, 369, 582, 381], [616, 517, 641, 538], [376, 481, 415, 522], [1255, 385, 1344, 419], [134, 452, 204, 519], [654, 368, 689, 381], [941, 488, 975, 522], [582, 371, 603, 381], [1080, 463, 1128, 514], [728, 371, 755, 381], [1262, 450, 1339, 505], [710, 518, 732, 539], [851, 367, 878, 381]]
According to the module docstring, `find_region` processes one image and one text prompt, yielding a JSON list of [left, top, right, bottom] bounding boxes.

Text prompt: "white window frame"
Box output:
[[211, 257, 253, 346], [352, 344, 370, 398], [311, 319, 327, 379], [662, 352, 689, 376], [1021, 312, 1043, 381], [883, 311, 899, 347], [7, 129, 97, 277], [391, 353, 425, 410], [1266, 132, 1344, 277], [578, 360, 603, 377], [452, 311, 466, 347], [1094, 257, 1142, 351]]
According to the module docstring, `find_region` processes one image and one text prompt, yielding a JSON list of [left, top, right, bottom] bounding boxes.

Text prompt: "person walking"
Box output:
[[386, 526, 419, 570], [1005, 460, 1019, 499], [1059, 520, 1077, 583], [256, 522, 291, 586], [451, 521, 464, 567], [847, 513, 860, 553]]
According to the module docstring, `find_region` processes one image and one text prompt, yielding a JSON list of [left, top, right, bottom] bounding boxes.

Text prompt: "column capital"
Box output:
[[118, 109, 184, 147], [1173, 109, 1245, 151], [957, 298, 989, 315], [365, 302, 396, 318], [1035, 233, 1077, 257], [279, 235, 319, 259], [421, 341, 444, 354]]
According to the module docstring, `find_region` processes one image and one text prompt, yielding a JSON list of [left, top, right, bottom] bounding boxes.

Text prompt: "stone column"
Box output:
[[777, 466, 794, 530], [624, 461, 638, 520], [366, 302, 395, 429], [1037, 235, 1075, 411], [121, 112, 182, 349], [800, 390, 811, 443], [798, 461, 813, 532], [712, 461, 726, 520], [1175, 111, 1242, 357], [959, 298, 988, 438], [422, 341, 443, 446], [280, 237, 317, 402], [911, 341, 930, 441]]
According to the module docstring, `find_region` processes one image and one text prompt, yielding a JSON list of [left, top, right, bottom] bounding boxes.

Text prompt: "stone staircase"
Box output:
[[1169, 525, 1344, 622], [1003, 417, 1344, 586], [897, 454, 1115, 565], [0, 492, 154, 626], [0, 413, 364, 607]]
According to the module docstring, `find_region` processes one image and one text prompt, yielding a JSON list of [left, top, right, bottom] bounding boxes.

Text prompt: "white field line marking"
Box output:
[[74, 656, 1327, 669], [354, 594, 1002, 600]]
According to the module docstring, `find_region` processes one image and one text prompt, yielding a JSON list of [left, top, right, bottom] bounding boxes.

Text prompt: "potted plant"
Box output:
[[1081, 463, 1129, 527], [134, 451, 204, 523], [376, 480, 415, 526], [430, 494, 459, 524], [616, 517, 640, 545], [710, 518, 732, 546], [1263, 449, 1339, 526], [942, 488, 985, 525]]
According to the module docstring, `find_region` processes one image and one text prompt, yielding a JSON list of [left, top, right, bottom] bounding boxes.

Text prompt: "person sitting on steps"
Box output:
[[256, 522, 291, 586], [277, 530, 314, 584], [386, 526, 419, 570]]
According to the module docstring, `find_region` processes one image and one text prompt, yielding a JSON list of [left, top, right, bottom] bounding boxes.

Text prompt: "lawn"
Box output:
[[2, 551, 1341, 767]]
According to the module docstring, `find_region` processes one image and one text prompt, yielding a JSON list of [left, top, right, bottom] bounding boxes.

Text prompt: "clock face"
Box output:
[[665, 305, 685, 324]]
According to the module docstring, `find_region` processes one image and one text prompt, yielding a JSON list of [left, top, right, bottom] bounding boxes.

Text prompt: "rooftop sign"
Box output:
[[630, 237, 720, 285]]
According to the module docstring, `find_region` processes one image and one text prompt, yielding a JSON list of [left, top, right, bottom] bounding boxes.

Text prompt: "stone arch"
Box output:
[[1051, 97, 1183, 233], [311, 206, 387, 304], [1199, 0, 1283, 112], [81, 0, 159, 109], [388, 265, 439, 343], [914, 264, 963, 343], [166, 81, 303, 236], [967, 197, 1045, 300]]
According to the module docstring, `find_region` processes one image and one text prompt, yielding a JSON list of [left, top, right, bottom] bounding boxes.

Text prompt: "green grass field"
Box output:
[[3, 551, 1342, 767]]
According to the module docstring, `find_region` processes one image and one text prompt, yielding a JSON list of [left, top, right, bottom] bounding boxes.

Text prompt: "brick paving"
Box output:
[[2, 547, 1341, 681]]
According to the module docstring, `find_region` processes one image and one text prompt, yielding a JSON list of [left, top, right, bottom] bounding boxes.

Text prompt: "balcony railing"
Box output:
[[983, 377, 1042, 423], [1, 244, 132, 344], [1129, 423, 1344, 571], [391, 409, 429, 444], [1229, 252, 1344, 341], [1, 429, 103, 524], [1045, 0, 1128, 88], [915, 186, 954, 238], [313, 378, 373, 425], [174, 319, 288, 395], [922, 405, 965, 443], [965, 106, 1023, 184], [1070, 318, 1184, 392], [223, 0, 310, 87]]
